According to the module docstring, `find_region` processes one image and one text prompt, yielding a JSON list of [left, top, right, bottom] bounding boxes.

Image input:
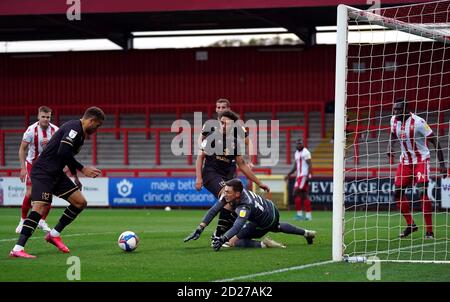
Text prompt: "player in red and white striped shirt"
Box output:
[[16, 106, 58, 233], [285, 139, 313, 221], [388, 99, 447, 239]]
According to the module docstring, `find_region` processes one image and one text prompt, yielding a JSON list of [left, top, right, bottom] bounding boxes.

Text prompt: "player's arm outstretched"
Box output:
[[212, 205, 250, 251], [184, 198, 226, 242], [236, 155, 270, 192]]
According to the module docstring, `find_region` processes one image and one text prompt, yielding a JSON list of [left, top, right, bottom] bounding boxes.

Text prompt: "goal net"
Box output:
[[333, 0, 450, 263]]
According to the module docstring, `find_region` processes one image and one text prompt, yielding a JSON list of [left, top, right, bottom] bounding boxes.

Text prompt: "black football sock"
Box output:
[[17, 211, 42, 247], [278, 222, 306, 236], [54, 205, 83, 233]]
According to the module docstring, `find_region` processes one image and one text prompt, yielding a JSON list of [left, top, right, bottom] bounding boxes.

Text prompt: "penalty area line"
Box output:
[[213, 259, 335, 282]]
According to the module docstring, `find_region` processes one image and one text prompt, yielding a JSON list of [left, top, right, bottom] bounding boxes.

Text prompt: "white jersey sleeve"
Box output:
[[390, 116, 396, 136], [294, 150, 300, 162], [303, 148, 312, 160], [416, 117, 433, 137], [22, 125, 34, 143]]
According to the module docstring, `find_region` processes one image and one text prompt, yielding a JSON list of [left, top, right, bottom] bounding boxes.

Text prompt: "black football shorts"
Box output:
[[30, 172, 79, 204]]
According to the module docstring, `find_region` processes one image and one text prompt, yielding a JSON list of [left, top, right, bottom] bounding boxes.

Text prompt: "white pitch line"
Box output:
[[0, 231, 117, 243], [213, 259, 336, 282]]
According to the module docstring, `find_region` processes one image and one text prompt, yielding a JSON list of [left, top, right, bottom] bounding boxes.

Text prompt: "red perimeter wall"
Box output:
[[0, 44, 448, 111]]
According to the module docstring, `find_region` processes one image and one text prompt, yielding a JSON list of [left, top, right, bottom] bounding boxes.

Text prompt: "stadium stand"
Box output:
[[2, 107, 446, 177], [0, 108, 335, 175]]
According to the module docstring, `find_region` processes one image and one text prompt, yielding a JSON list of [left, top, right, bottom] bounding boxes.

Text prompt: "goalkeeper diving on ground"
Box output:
[[185, 178, 316, 251]]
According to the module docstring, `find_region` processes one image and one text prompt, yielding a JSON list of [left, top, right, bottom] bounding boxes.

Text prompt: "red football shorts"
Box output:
[[294, 176, 309, 191], [394, 159, 430, 187]]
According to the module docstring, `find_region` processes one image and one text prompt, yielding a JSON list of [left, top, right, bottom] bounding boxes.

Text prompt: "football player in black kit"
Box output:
[[195, 99, 256, 245], [9, 107, 105, 258], [211, 178, 316, 251], [185, 110, 270, 246]]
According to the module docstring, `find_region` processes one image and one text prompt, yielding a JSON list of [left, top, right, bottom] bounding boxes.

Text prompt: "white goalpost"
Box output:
[[333, 0, 450, 263]]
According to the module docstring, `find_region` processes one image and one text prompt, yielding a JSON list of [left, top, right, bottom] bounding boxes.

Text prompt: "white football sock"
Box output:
[[13, 245, 24, 252], [50, 229, 60, 237]]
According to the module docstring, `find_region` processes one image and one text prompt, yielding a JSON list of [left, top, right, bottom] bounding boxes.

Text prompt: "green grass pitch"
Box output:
[[0, 207, 449, 282]]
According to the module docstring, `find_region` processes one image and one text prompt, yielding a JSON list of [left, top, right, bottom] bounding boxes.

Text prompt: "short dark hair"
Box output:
[[38, 106, 52, 114], [216, 98, 231, 107], [218, 110, 240, 122], [296, 139, 303, 144], [225, 178, 244, 193], [83, 106, 105, 121]]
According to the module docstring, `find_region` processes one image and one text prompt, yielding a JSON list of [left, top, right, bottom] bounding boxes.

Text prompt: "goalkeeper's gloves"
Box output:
[[184, 225, 205, 242], [212, 235, 228, 251]]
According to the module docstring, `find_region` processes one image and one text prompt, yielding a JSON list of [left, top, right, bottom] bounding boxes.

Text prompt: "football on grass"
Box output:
[[118, 231, 139, 252]]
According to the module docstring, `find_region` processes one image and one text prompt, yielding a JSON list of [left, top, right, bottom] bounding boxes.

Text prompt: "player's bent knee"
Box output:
[[67, 191, 87, 209], [32, 201, 50, 215], [74, 199, 87, 209]]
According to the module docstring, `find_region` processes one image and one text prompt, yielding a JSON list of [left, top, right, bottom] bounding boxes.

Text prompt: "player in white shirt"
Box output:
[[16, 106, 58, 233], [388, 99, 447, 239], [285, 139, 313, 220]]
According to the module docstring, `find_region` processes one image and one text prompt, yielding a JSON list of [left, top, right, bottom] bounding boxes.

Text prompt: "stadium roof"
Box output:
[[0, 0, 420, 48]]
